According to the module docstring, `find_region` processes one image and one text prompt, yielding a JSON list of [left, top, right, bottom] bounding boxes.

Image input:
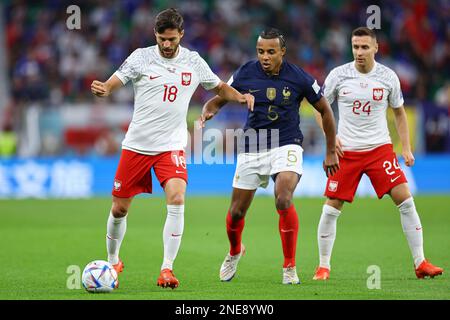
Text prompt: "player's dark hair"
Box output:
[[352, 27, 377, 39], [259, 28, 286, 49], [155, 8, 184, 33]]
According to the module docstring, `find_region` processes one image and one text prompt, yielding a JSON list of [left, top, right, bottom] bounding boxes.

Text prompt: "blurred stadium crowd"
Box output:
[[0, 0, 449, 157]]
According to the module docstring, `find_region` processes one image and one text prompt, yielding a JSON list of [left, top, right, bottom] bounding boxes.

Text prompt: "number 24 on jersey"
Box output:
[[352, 99, 371, 116]]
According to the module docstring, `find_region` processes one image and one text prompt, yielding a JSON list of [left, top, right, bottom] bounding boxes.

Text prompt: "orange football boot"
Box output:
[[112, 259, 124, 274], [157, 269, 179, 289], [313, 266, 330, 280], [415, 259, 443, 279]]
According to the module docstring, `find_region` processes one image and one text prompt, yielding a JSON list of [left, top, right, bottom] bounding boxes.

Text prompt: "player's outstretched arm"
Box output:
[[199, 95, 228, 128], [312, 97, 340, 177], [91, 75, 123, 97], [392, 106, 415, 167], [212, 81, 254, 111]]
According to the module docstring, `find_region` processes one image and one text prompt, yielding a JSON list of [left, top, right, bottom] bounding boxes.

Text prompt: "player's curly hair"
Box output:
[[259, 28, 286, 49], [155, 8, 184, 33]]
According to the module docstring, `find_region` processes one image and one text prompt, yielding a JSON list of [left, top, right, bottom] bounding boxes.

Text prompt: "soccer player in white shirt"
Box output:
[[313, 27, 443, 281], [90, 8, 254, 289]]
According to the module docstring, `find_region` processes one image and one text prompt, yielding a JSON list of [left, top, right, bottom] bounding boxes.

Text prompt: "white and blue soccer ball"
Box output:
[[82, 260, 119, 293]]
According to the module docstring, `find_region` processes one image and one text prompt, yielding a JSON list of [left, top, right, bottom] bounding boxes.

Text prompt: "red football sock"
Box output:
[[277, 204, 299, 268], [226, 211, 245, 256]]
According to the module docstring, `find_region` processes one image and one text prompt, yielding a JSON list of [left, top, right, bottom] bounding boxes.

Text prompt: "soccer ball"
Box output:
[[82, 260, 119, 293]]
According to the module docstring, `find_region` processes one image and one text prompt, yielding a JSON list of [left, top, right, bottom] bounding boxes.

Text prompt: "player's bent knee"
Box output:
[[167, 193, 185, 206], [229, 207, 246, 220], [111, 196, 132, 217], [390, 183, 412, 206], [111, 204, 128, 218], [275, 194, 292, 211]]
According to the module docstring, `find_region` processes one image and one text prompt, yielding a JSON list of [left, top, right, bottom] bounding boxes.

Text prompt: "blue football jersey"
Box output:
[[229, 60, 323, 152]]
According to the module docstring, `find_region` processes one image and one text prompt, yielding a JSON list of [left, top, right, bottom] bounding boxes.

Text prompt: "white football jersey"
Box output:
[[323, 61, 404, 151], [114, 45, 221, 154]]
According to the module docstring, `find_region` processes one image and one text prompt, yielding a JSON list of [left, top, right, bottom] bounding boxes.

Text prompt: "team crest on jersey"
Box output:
[[281, 87, 291, 104], [266, 88, 276, 101], [373, 88, 384, 101], [181, 72, 192, 86], [113, 179, 122, 191], [328, 180, 338, 192]]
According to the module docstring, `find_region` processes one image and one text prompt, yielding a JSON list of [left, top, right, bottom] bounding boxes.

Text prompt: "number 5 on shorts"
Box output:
[[287, 150, 297, 166]]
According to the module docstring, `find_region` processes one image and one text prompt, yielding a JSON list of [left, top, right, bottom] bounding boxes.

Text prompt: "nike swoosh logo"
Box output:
[[320, 234, 330, 238], [175, 170, 184, 174], [248, 89, 260, 93], [280, 229, 295, 233], [342, 91, 351, 95], [390, 175, 401, 182], [149, 75, 162, 80], [171, 233, 182, 237], [415, 227, 422, 231]]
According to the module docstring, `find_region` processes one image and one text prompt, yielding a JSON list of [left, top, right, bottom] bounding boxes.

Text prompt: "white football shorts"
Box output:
[[232, 144, 304, 190]]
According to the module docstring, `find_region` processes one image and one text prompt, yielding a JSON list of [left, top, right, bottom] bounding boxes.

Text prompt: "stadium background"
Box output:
[[0, 0, 449, 198], [0, 0, 448, 301]]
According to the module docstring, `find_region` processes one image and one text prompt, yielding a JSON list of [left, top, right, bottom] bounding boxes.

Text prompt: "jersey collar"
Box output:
[[154, 45, 183, 62], [352, 60, 377, 76]]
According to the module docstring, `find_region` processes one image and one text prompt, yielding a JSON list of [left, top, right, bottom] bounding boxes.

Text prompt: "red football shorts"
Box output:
[[112, 149, 188, 198], [324, 144, 407, 202]]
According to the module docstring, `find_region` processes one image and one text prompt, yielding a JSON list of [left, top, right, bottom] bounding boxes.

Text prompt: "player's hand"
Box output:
[[238, 93, 254, 112], [336, 136, 344, 158], [402, 150, 415, 167], [91, 80, 110, 97], [199, 103, 220, 128], [323, 152, 340, 178], [199, 110, 216, 128]]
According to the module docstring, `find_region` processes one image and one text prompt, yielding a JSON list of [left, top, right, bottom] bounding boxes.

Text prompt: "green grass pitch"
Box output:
[[0, 196, 448, 300]]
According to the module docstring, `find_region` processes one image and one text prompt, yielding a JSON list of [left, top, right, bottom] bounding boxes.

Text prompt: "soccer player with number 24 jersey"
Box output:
[[313, 27, 443, 281]]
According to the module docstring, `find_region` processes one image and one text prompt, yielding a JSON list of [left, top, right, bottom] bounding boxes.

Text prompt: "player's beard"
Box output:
[[159, 44, 179, 59]]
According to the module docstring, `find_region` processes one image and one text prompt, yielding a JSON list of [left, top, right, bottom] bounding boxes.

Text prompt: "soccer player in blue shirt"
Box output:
[[200, 28, 339, 284]]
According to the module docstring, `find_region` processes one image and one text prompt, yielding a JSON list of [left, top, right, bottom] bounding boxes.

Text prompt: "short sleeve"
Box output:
[[389, 71, 404, 108], [191, 53, 221, 90], [227, 75, 234, 86], [301, 71, 323, 105], [323, 68, 339, 105], [114, 49, 142, 85], [227, 68, 243, 91]]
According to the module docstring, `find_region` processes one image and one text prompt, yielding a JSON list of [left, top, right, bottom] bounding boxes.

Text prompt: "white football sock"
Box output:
[[317, 204, 341, 269], [106, 212, 127, 265], [161, 205, 184, 270], [397, 197, 425, 268]]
